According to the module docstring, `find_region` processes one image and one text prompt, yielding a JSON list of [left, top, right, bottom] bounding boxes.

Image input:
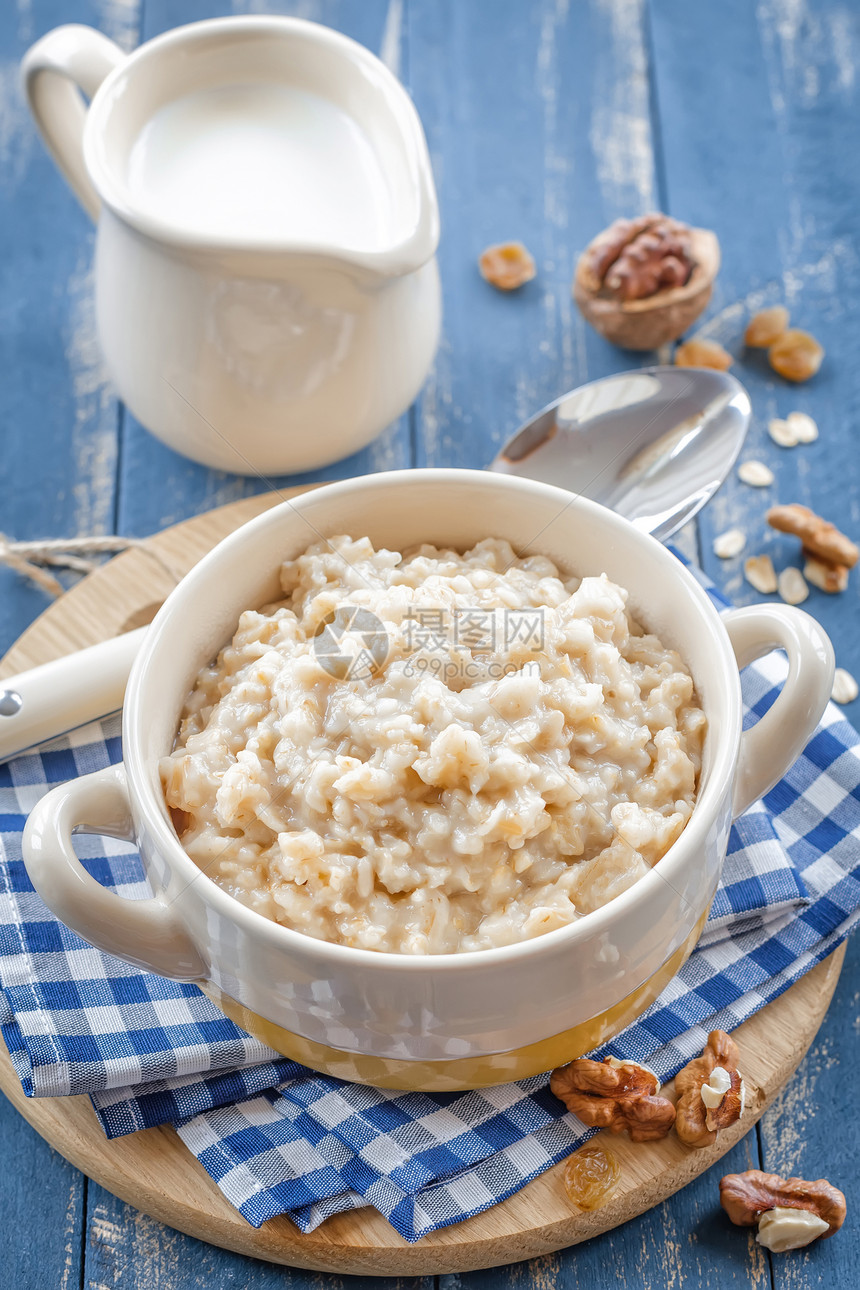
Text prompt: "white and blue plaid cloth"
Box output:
[[1, 562, 860, 1241]]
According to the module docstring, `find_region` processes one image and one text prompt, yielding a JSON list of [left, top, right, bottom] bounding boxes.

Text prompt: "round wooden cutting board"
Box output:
[[0, 488, 846, 1276]]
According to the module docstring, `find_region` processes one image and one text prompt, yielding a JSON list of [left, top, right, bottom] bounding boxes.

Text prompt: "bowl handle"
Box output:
[[21, 24, 125, 221], [22, 764, 205, 980], [723, 604, 834, 819]]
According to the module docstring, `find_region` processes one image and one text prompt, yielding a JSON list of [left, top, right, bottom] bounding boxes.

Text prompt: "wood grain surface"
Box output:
[[0, 490, 846, 1277], [1, 0, 859, 1285]]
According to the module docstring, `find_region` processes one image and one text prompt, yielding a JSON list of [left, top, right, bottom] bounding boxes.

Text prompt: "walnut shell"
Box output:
[[719, 1170, 846, 1238], [573, 224, 720, 351]]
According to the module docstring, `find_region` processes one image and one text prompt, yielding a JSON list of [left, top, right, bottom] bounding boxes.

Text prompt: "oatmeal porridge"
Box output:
[[161, 536, 706, 954]]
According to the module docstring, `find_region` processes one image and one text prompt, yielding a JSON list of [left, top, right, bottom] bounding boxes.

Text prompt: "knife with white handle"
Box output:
[[0, 627, 147, 761]]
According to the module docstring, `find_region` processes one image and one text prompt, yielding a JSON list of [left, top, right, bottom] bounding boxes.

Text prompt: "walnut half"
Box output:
[[588, 213, 694, 301], [675, 1030, 745, 1148], [550, 1055, 676, 1142], [720, 1169, 846, 1252], [573, 213, 720, 350]]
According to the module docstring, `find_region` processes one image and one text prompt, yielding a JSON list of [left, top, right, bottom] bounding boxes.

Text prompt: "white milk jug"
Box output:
[[23, 17, 441, 474]]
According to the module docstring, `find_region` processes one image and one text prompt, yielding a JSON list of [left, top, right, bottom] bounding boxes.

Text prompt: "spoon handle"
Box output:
[[0, 628, 147, 762]]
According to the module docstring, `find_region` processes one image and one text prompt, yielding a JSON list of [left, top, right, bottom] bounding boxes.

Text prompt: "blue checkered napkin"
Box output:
[[0, 565, 857, 1241], [699, 798, 808, 943]]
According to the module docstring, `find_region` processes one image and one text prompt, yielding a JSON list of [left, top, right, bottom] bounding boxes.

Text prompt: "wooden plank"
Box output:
[[83, 1183, 433, 1290], [0, 3, 136, 1287], [649, 3, 860, 1287], [407, 0, 664, 473], [0, 1096, 85, 1290], [115, 0, 413, 540], [0, 0, 140, 657], [649, 0, 860, 719], [757, 936, 860, 1288]]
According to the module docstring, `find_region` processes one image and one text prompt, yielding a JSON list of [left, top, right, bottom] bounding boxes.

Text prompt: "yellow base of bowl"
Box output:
[[201, 910, 707, 1091]]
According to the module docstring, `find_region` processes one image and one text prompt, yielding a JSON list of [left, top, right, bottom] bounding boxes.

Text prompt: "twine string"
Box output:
[[0, 534, 183, 598]]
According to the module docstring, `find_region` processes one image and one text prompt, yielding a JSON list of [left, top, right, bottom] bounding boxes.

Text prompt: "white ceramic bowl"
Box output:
[[23, 471, 834, 1090]]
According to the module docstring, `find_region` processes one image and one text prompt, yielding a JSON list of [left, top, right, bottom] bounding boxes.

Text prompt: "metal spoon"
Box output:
[[0, 366, 750, 760], [490, 365, 751, 542]]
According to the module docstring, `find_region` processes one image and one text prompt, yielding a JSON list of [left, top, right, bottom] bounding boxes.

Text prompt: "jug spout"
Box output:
[[335, 159, 440, 282], [263, 19, 441, 281], [315, 59, 440, 282], [228, 29, 441, 283]]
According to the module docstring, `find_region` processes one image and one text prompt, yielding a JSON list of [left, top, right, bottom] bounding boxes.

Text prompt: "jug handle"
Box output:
[[21, 24, 125, 222]]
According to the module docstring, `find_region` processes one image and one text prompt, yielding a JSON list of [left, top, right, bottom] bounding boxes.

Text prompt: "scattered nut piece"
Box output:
[[832, 667, 859, 705], [803, 554, 849, 593], [573, 214, 720, 349], [786, 410, 818, 443], [675, 1030, 745, 1149], [768, 418, 800, 448], [713, 528, 746, 559], [478, 241, 537, 291], [778, 566, 809, 605], [737, 460, 774, 487], [719, 1169, 846, 1251], [756, 1207, 831, 1252], [766, 504, 859, 569], [563, 1144, 621, 1211], [745, 305, 789, 348], [675, 337, 733, 371], [744, 555, 778, 594], [700, 1065, 732, 1109], [550, 1056, 676, 1142], [769, 329, 824, 382]]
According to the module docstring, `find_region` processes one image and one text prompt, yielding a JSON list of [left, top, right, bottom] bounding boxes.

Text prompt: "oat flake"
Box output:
[[778, 566, 809, 605], [713, 528, 747, 559], [768, 418, 799, 448], [744, 555, 778, 594], [832, 668, 859, 705], [738, 460, 775, 488], [787, 411, 818, 443]]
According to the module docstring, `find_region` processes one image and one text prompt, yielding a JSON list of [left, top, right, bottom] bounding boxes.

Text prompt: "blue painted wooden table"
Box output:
[[2, 1, 859, 1285]]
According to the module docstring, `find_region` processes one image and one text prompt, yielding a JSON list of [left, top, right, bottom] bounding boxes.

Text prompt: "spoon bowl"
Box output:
[[490, 366, 751, 541]]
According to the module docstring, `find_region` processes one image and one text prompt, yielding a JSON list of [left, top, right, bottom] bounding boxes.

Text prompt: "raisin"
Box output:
[[563, 1144, 621, 1211]]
